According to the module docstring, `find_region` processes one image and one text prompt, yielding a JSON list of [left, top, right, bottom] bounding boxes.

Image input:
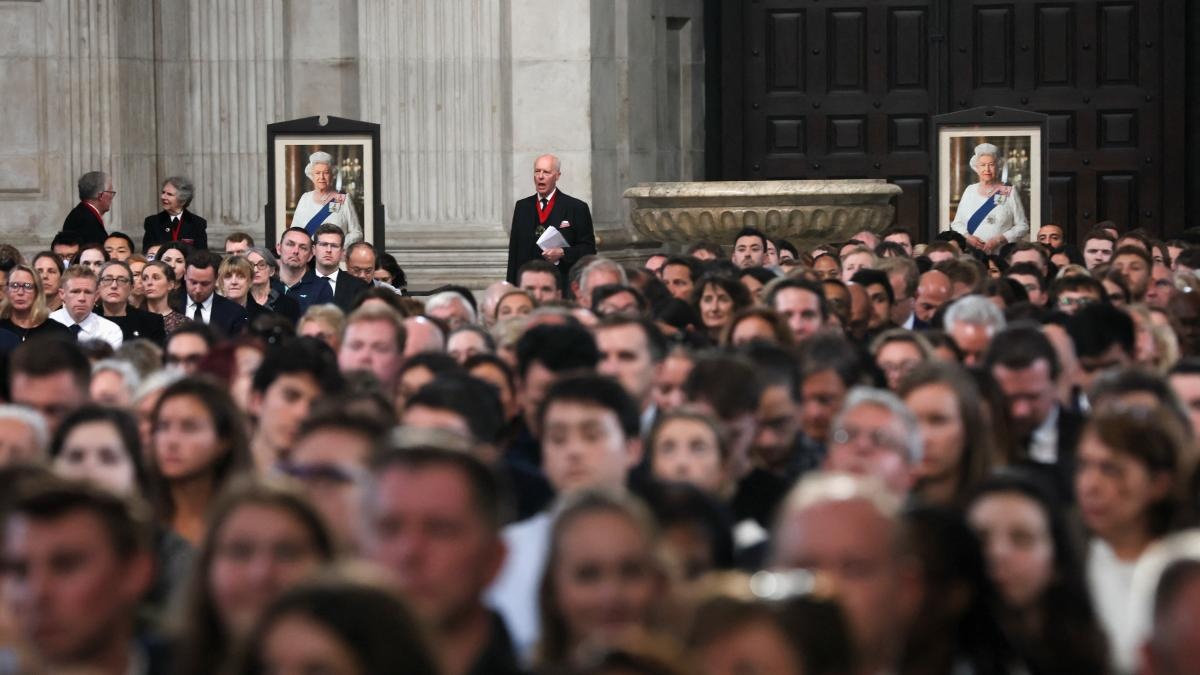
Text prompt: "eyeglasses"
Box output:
[[5, 282, 34, 292], [314, 241, 341, 250], [99, 276, 131, 286], [831, 425, 907, 453], [250, 261, 270, 270], [101, 190, 117, 196]]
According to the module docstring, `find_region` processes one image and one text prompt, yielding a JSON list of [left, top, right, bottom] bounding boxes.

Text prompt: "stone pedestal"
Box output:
[[624, 179, 902, 251]]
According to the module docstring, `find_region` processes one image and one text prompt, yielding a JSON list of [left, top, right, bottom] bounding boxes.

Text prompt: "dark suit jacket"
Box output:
[[197, 294, 249, 338], [284, 270, 335, 315], [97, 306, 167, 346], [505, 190, 596, 284], [62, 202, 108, 246], [330, 271, 370, 313], [142, 210, 208, 252], [1016, 406, 1083, 506]]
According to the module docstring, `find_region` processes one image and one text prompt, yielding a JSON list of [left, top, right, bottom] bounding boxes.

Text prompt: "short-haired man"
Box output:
[[1112, 245, 1153, 302], [505, 153, 596, 286], [684, 352, 764, 481], [1007, 241, 1050, 275], [881, 227, 914, 256], [183, 250, 248, 337], [62, 171, 112, 245], [766, 277, 827, 344], [850, 268, 896, 336], [9, 339, 90, 435], [338, 304, 407, 393], [489, 374, 642, 658], [164, 323, 216, 376], [1146, 261, 1175, 309], [823, 387, 921, 495], [659, 256, 698, 302], [311, 223, 369, 312], [277, 226, 329, 309], [403, 316, 447, 357], [943, 295, 1006, 366], [1036, 223, 1066, 250], [771, 472, 922, 675], [50, 266, 124, 349], [2, 478, 160, 675], [687, 241, 723, 261], [877, 256, 920, 328], [732, 227, 768, 269], [103, 233, 135, 262], [595, 316, 667, 431], [249, 337, 344, 473], [1081, 229, 1117, 269], [51, 231, 82, 265], [425, 291, 477, 330], [0, 405, 48, 466], [576, 258, 627, 309], [643, 253, 667, 275], [914, 269, 952, 324], [984, 325, 1082, 503], [345, 241, 402, 293], [1065, 303, 1134, 391], [366, 441, 523, 675], [1005, 262, 1049, 307], [223, 231, 254, 255], [517, 259, 561, 303]]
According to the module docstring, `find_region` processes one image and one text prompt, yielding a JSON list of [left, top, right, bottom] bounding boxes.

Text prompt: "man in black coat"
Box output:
[[309, 223, 370, 313], [61, 171, 112, 246], [505, 154, 595, 285], [142, 176, 208, 252], [181, 250, 248, 338]]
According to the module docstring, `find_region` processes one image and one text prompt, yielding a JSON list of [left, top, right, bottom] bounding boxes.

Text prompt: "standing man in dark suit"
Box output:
[[182, 250, 248, 338], [142, 176, 208, 253], [311, 223, 369, 313], [505, 154, 595, 285], [61, 171, 112, 246]]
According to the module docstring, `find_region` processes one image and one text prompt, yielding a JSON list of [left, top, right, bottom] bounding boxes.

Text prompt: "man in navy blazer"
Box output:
[[505, 154, 596, 285], [182, 250, 248, 338], [142, 176, 208, 252], [61, 171, 112, 246]]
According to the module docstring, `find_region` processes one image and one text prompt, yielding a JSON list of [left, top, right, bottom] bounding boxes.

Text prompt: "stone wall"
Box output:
[[0, 0, 705, 287]]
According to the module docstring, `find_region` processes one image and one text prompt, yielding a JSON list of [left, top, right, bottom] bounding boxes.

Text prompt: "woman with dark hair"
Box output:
[[173, 477, 337, 675], [1076, 402, 1192, 672], [49, 405, 147, 496], [142, 260, 188, 335], [375, 251, 407, 291], [968, 470, 1111, 674], [70, 242, 109, 274], [898, 360, 998, 507], [737, 267, 778, 304], [230, 570, 437, 675], [31, 251, 64, 313], [537, 490, 671, 671], [0, 263, 71, 341], [690, 274, 753, 344], [147, 377, 252, 545], [722, 306, 793, 347]]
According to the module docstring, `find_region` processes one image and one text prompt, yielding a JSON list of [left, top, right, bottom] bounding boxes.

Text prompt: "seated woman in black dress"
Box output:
[[0, 264, 71, 342]]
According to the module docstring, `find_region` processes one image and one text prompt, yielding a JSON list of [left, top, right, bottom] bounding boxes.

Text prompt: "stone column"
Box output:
[[359, 0, 510, 288]]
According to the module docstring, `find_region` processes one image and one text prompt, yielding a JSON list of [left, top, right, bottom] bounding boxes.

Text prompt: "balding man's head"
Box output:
[[915, 270, 951, 323]]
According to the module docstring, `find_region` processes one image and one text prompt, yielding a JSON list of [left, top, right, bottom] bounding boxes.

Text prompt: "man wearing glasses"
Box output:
[[62, 171, 113, 246], [48, 265, 123, 349]]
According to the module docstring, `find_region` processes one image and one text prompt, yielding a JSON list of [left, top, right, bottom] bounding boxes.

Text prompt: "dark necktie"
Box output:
[[193, 303, 203, 323], [539, 197, 547, 210], [70, 324, 83, 336]]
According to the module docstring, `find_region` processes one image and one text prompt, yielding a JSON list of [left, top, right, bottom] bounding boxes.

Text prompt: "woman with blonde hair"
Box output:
[[0, 263, 71, 341]]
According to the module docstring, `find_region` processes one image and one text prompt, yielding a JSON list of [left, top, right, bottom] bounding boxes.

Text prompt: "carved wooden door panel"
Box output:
[[947, 0, 1185, 239], [732, 0, 940, 233]]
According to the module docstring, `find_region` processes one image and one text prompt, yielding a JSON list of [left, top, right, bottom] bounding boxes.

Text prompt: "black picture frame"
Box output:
[[931, 106, 1049, 244], [265, 115, 385, 248]]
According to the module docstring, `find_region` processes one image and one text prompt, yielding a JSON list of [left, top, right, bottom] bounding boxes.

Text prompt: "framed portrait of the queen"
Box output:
[[932, 108, 1048, 247], [265, 116, 385, 247]]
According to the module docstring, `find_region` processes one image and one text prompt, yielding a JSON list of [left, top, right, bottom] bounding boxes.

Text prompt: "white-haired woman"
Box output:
[[950, 143, 1029, 253], [291, 151, 363, 246]]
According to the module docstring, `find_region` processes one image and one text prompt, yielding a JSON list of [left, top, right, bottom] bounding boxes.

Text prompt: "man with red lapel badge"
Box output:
[[505, 154, 596, 286]]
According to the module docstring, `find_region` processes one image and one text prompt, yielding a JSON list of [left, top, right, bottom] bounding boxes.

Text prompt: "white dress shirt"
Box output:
[[187, 293, 215, 324], [50, 308, 123, 349]]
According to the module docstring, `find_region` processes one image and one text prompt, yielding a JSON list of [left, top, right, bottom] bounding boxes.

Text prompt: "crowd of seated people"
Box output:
[[7, 178, 1200, 675]]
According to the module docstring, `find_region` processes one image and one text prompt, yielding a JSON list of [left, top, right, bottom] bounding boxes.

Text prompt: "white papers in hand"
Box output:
[[536, 226, 570, 251]]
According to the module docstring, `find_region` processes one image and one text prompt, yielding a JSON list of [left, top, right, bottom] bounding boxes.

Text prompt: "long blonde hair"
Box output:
[[0, 264, 49, 325]]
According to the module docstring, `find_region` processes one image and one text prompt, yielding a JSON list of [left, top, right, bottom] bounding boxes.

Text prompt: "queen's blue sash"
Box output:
[[303, 201, 333, 235], [966, 195, 999, 235]]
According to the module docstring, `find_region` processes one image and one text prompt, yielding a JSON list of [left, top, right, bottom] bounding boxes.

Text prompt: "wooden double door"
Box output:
[[718, 0, 1186, 240]]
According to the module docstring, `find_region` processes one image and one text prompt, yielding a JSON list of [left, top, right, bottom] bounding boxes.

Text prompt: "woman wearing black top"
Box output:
[[0, 264, 71, 341]]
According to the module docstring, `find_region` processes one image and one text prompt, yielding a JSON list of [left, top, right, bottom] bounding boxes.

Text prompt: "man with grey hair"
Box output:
[[577, 258, 627, 310], [943, 294, 1006, 366], [0, 405, 49, 466], [425, 291, 477, 331], [823, 387, 922, 495], [771, 471, 922, 675], [142, 175, 207, 252], [62, 171, 113, 246], [505, 153, 595, 286]]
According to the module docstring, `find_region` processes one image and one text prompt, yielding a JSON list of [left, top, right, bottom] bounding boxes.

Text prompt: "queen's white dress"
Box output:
[[291, 191, 363, 246], [949, 184, 1029, 244]]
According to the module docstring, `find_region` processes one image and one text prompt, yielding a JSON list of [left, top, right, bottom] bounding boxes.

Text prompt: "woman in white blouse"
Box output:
[[950, 143, 1029, 253]]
